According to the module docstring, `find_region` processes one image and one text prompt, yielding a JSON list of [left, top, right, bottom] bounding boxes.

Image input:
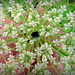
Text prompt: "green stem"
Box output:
[[52, 48, 64, 57], [29, 44, 32, 52], [0, 53, 6, 58], [31, 43, 34, 52], [5, 16, 21, 26], [36, 40, 41, 63], [41, 36, 69, 56], [48, 36, 57, 40], [22, 14, 27, 22], [27, 68, 30, 75], [1, 0, 9, 7], [5, 37, 17, 42], [19, 17, 25, 23], [49, 59, 59, 75], [67, 0, 69, 5]]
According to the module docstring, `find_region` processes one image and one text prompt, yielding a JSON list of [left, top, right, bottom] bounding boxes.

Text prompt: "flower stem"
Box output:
[[40, 36, 69, 56], [48, 58, 60, 75]]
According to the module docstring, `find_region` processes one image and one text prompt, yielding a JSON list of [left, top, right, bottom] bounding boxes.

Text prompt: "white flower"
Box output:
[[54, 17, 61, 23], [35, 47, 42, 56], [7, 55, 15, 63], [52, 27, 60, 35], [0, 61, 18, 75], [60, 5, 67, 12], [36, 14, 39, 18], [40, 31, 45, 36], [64, 64, 71, 72], [54, 62, 61, 69], [71, 54, 75, 63], [8, 3, 24, 22], [42, 14, 49, 20], [53, 39, 60, 46], [60, 35, 66, 42], [9, 0, 15, 5], [61, 56, 70, 64], [0, 1, 75, 74], [12, 27, 16, 30], [3, 32, 8, 37], [45, 32, 50, 36], [62, 45, 66, 51], [19, 51, 35, 67], [42, 55, 47, 62], [28, 15, 32, 21], [48, 18, 52, 22], [59, 14, 63, 18], [44, 70, 51, 75], [32, 63, 47, 74], [22, 44, 26, 48], [67, 46, 74, 54], [11, 70, 16, 75], [64, 23, 72, 30], [0, 4, 6, 24], [67, 12, 74, 20], [11, 31, 18, 38], [30, 40, 34, 44], [49, 56, 56, 63]]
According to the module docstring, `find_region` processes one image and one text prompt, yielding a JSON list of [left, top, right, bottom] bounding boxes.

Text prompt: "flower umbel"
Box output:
[[0, 0, 75, 75]]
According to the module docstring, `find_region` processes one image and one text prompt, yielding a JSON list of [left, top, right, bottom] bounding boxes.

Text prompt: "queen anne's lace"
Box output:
[[0, 0, 75, 75]]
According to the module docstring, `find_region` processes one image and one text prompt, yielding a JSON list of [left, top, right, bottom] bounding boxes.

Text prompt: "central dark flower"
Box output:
[[31, 31, 39, 38]]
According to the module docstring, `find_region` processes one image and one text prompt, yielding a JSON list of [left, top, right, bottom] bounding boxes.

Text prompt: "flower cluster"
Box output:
[[60, 32, 75, 52], [32, 63, 51, 75], [3, 23, 18, 38], [61, 54, 75, 74], [0, 39, 11, 54], [8, 2, 24, 22], [19, 51, 36, 69], [0, 0, 75, 75], [0, 4, 6, 25], [0, 55, 18, 75]]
